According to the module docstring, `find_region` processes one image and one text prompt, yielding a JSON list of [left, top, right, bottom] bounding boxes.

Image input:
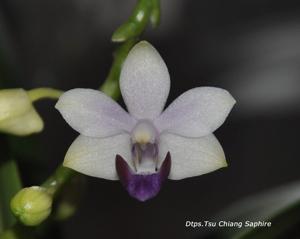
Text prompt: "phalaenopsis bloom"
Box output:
[[56, 41, 236, 201]]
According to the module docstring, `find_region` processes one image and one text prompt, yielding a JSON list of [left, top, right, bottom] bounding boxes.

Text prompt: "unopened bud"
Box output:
[[0, 89, 43, 136], [10, 186, 52, 226]]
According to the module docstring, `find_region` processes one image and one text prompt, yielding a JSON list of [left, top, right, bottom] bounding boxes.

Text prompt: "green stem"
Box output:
[[100, 38, 137, 99], [112, 0, 160, 42], [150, 0, 161, 27], [42, 167, 75, 197], [27, 88, 63, 102]]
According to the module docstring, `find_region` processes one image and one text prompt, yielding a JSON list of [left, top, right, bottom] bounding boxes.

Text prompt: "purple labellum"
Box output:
[[116, 152, 171, 201]]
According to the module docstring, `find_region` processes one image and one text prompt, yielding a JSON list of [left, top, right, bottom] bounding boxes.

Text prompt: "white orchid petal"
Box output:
[[64, 134, 132, 180], [155, 87, 236, 137], [159, 133, 227, 180], [55, 89, 136, 137], [120, 41, 170, 119]]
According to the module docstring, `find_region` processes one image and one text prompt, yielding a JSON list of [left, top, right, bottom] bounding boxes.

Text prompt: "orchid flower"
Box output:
[[55, 41, 236, 201]]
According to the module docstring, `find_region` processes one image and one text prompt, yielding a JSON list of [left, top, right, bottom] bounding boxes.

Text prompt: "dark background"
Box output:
[[1, 0, 300, 238]]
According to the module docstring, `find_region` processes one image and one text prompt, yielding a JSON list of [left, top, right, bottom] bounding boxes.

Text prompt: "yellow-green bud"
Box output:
[[0, 88, 43, 136], [10, 186, 53, 226]]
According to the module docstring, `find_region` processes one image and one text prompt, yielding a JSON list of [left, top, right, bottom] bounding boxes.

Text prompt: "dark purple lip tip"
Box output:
[[116, 152, 171, 202]]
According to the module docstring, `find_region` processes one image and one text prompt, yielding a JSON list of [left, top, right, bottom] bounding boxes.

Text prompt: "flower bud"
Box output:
[[10, 186, 53, 226], [0, 88, 43, 136]]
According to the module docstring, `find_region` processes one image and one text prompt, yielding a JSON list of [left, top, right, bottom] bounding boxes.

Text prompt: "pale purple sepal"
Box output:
[[154, 87, 236, 138], [116, 153, 171, 202], [55, 88, 136, 137]]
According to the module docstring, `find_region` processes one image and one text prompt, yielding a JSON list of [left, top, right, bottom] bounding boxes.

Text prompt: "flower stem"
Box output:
[[112, 0, 151, 42], [27, 88, 63, 102], [42, 166, 75, 197], [100, 38, 137, 99], [150, 0, 161, 27], [111, 0, 160, 42]]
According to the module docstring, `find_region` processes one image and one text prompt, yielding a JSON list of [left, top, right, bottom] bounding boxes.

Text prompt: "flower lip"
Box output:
[[116, 152, 171, 201]]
